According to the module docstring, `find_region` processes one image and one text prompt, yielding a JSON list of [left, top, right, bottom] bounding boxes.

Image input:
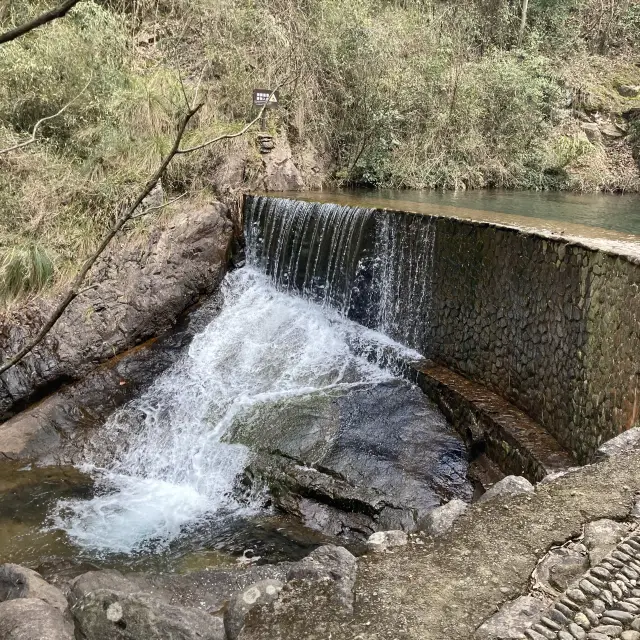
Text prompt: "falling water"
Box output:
[[51, 195, 440, 556], [51, 268, 419, 555], [245, 196, 437, 349]]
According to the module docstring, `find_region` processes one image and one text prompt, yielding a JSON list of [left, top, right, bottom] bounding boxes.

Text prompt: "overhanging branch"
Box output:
[[0, 0, 83, 45]]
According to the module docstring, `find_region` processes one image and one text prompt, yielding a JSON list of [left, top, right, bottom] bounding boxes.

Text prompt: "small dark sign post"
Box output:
[[253, 88, 279, 131]]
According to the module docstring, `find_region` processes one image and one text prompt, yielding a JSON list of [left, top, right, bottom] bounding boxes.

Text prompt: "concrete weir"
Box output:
[[244, 193, 640, 474]]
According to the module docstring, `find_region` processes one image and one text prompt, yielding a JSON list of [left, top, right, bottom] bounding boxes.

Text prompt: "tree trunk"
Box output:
[[518, 0, 529, 46]]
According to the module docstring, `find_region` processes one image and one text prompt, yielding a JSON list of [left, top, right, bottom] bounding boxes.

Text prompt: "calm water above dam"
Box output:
[[275, 189, 640, 237]]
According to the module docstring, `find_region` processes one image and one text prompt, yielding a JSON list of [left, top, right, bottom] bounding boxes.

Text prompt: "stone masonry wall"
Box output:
[[411, 216, 640, 464]]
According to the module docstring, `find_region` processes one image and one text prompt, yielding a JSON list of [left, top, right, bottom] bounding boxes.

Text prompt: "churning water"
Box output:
[[51, 267, 421, 555]]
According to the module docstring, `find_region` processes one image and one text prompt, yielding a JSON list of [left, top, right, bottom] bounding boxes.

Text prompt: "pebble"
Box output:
[[532, 623, 557, 639], [575, 612, 592, 629], [600, 617, 623, 626], [556, 602, 576, 618], [592, 599, 606, 614], [590, 625, 621, 637], [588, 576, 608, 589], [586, 633, 611, 640], [584, 608, 599, 626], [549, 608, 572, 625], [562, 597, 582, 612], [613, 552, 633, 563], [540, 616, 562, 631], [621, 632, 640, 640], [581, 580, 602, 596], [569, 589, 589, 604], [525, 630, 548, 640], [568, 623, 587, 639], [618, 602, 640, 614], [558, 631, 574, 640], [601, 590, 615, 606], [592, 567, 613, 581], [603, 610, 634, 623], [611, 583, 624, 599]]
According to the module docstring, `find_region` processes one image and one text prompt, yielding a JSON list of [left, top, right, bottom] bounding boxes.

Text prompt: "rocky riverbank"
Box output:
[[4, 433, 640, 640], [0, 200, 234, 424]]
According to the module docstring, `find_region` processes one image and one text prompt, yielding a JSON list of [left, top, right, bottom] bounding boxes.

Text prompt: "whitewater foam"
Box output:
[[51, 268, 419, 555]]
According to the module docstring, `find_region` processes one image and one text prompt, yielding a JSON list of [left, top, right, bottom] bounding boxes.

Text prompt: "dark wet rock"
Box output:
[[224, 579, 283, 640], [233, 380, 472, 538], [0, 292, 224, 466], [287, 545, 357, 612], [478, 476, 534, 503], [0, 201, 233, 432], [476, 595, 545, 640], [69, 570, 225, 640], [0, 598, 73, 640], [584, 520, 632, 566], [418, 498, 468, 536], [594, 429, 640, 463], [366, 530, 408, 553], [0, 564, 69, 617]]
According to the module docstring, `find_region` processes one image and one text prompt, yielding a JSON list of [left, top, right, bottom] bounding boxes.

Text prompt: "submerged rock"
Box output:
[[233, 380, 472, 538], [69, 570, 225, 640], [224, 579, 283, 640], [0, 598, 73, 640], [479, 476, 534, 503]]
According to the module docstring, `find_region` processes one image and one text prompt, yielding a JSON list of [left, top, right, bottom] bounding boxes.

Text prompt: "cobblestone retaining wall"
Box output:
[[422, 217, 640, 464]]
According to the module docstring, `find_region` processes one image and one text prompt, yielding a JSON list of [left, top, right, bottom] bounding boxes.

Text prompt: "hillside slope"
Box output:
[[0, 0, 639, 302]]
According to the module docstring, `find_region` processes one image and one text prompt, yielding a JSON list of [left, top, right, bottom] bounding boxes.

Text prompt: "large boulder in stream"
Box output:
[[69, 570, 226, 640], [0, 598, 74, 640], [230, 379, 473, 539], [0, 201, 233, 452]]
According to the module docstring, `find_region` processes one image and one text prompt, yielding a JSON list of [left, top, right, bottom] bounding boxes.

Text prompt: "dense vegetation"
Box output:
[[1, 0, 640, 301]]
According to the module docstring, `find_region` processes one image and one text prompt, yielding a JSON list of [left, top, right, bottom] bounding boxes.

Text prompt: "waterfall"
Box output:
[[51, 268, 418, 555], [245, 196, 437, 350], [50, 195, 439, 557]]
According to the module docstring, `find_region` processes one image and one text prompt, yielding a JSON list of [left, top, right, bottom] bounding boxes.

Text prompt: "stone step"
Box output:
[[405, 361, 576, 483]]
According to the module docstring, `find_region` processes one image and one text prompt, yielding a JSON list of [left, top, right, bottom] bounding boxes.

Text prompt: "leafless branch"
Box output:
[[176, 86, 280, 155], [0, 78, 91, 155], [0, 0, 83, 45], [130, 193, 187, 219], [0, 103, 203, 376]]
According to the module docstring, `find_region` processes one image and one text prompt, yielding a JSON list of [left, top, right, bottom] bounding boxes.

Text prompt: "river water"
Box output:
[[3, 188, 637, 576], [337, 189, 640, 235]]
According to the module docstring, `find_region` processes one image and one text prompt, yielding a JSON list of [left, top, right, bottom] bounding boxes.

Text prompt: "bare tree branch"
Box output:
[[129, 193, 187, 219], [0, 103, 202, 377], [177, 86, 280, 154], [0, 0, 82, 45], [0, 78, 91, 155]]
